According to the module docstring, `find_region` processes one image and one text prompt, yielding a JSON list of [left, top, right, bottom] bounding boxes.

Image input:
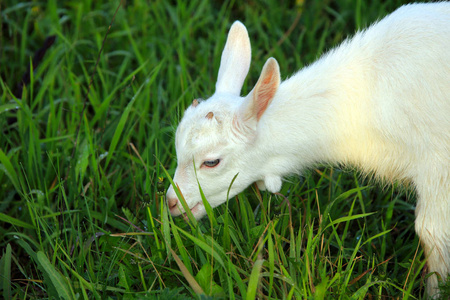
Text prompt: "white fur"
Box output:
[[167, 3, 450, 297]]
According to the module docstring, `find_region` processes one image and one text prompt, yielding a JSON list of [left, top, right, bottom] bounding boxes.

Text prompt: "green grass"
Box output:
[[0, 0, 445, 299]]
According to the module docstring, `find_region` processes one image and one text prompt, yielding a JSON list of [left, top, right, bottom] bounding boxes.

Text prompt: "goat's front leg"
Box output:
[[414, 171, 450, 298]]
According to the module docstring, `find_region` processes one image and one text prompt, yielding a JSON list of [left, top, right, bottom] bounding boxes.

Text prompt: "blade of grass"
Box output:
[[0, 244, 12, 300], [0, 212, 35, 229], [169, 248, 205, 295], [246, 257, 264, 300], [36, 251, 74, 299], [0, 149, 21, 193]]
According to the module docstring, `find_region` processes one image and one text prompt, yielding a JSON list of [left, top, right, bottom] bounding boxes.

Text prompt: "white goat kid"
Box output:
[[166, 3, 450, 297]]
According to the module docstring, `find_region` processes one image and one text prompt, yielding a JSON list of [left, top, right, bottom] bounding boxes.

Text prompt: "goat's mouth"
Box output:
[[181, 202, 202, 221], [169, 202, 202, 219]]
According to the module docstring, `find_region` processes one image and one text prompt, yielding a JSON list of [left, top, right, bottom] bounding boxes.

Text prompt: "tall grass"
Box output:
[[0, 0, 444, 299]]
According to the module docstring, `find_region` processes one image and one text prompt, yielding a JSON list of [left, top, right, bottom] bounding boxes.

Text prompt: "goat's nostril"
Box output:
[[168, 197, 178, 209]]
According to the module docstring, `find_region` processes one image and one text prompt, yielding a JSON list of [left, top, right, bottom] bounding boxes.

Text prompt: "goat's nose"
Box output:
[[167, 196, 178, 210], [166, 185, 180, 210]]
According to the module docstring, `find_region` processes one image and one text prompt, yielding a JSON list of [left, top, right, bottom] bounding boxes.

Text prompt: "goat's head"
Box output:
[[166, 21, 281, 219]]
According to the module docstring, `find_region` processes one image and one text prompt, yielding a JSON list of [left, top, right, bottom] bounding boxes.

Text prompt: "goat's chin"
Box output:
[[190, 203, 207, 220]]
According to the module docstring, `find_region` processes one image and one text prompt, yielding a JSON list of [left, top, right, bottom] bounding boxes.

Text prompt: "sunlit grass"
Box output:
[[1, 0, 445, 299]]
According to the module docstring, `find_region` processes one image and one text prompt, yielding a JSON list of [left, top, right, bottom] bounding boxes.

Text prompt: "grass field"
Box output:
[[1, 0, 447, 299]]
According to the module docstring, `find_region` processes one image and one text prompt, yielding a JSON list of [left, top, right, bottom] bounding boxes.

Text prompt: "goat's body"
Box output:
[[261, 5, 450, 294], [168, 3, 450, 297], [264, 4, 450, 182]]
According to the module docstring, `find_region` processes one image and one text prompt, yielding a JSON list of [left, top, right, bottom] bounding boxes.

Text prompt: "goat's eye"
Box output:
[[203, 159, 220, 168]]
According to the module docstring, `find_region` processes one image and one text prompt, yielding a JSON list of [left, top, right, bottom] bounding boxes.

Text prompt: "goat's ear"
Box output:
[[241, 57, 280, 122], [215, 21, 251, 96]]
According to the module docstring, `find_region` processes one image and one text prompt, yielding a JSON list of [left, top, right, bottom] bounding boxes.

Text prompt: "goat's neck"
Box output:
[[255, 50, 371, 176]]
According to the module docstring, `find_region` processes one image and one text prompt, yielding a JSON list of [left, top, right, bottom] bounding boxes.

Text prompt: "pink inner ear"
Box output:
[[255, 88, 276, 119], [254, 62, 279, 120]]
